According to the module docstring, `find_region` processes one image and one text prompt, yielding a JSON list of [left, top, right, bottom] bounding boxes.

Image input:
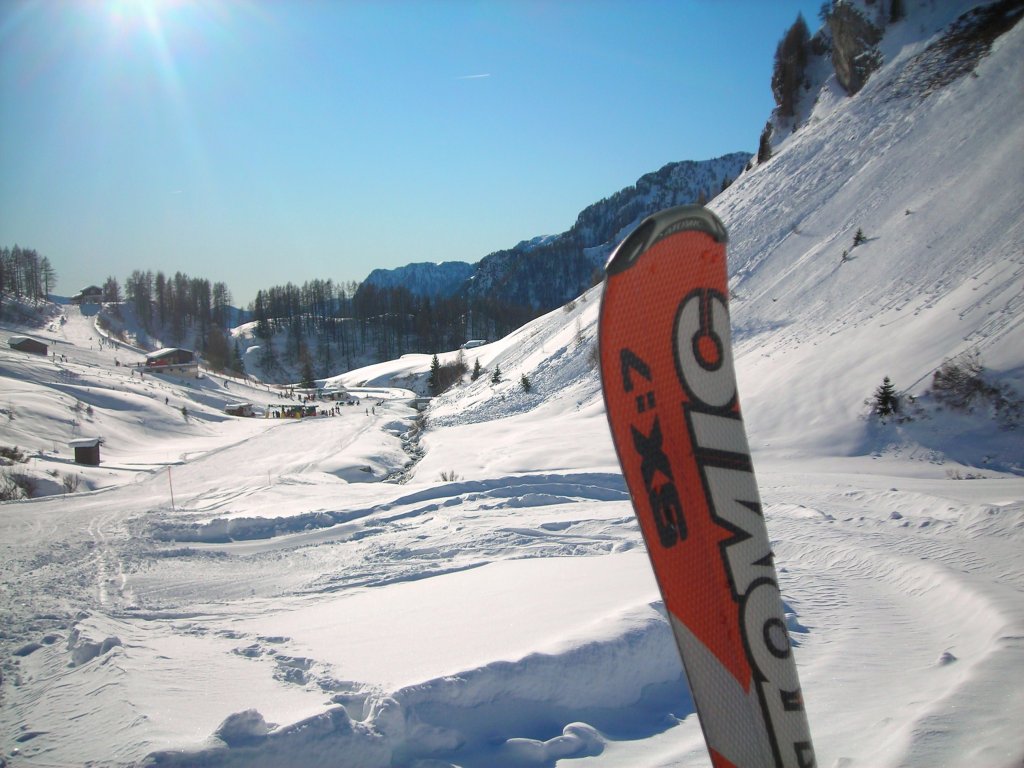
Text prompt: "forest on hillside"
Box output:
[[1, 245, 539, 381]]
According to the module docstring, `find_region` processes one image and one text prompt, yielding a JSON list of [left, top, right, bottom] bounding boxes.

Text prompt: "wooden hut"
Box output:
[[71, 286, 103, 305], [225, 402, 254, 417], [143, 348, 198, 376], [70, 437, 101, 466], [7, 336, 48, 356]]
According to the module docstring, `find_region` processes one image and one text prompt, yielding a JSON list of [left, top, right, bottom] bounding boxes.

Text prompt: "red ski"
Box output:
[[599, 205, 815, 768]]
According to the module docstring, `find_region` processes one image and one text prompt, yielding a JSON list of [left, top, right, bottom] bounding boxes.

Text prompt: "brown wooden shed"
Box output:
[[70, 437, 101, 466], [8, 335, 48, 356]]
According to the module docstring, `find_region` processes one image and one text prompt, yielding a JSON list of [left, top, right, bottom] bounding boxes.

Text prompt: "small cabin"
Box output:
[[71, 286, 103, 305], [143, 348, 198, 377], [225, 402, 254, 417], [70, 437, 101, 466], [7, 335, 48, 356]]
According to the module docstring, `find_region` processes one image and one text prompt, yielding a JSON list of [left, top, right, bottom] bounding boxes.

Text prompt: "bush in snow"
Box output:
[[0, 468, 36, 500], [62, 473, 81, 493], [932, 352, 1021, 428], [0, 445, 27, 464], [429, 352, 469, 396], [520, 373, 532, 393]]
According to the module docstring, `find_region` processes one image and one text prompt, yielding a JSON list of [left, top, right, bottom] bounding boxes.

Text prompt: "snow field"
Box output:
[[2, 3, 1024, 766]]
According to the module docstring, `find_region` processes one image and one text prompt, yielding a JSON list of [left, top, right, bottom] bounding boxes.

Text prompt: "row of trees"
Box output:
[[2, 246, 545, 382], [251, 279, 537, 375], [120, 270, 234, 343], [0, 246, 57, 301]]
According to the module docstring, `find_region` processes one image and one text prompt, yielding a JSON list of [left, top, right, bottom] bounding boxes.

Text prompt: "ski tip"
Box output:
[[605, 205, 728, 277]]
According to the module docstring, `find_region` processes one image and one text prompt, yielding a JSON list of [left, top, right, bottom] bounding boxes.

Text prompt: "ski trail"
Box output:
[[765, 481, 1024, 767]]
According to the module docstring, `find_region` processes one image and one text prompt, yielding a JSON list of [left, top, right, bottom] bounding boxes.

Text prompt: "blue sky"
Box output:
[[1, 0, 821, 307]]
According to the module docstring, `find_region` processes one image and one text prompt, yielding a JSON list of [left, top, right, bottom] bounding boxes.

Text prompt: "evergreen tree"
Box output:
[[853, 228, 867, 247], [471, 358, 482, 381], [205, 325, 230, 371], [253, 290, 271, 340], [491, 364, 502, 385], [873, 376, 900, 417], [102, 275, 121, 303], [757, 121, 773, 164], [232, 340, 245, 375], [318, 336, 333, 377], [428, 354, 443, 396], [520, 373, 532, 392], [260, 336, 278, 371], [300, 355, 316, 389], [40, 257, 57, 298], [771, 13, 811, 117]]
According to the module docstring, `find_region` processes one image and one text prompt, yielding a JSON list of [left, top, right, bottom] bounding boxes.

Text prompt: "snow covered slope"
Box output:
[[715, 0, 1024, 463], [0, 3, 1022, 768]]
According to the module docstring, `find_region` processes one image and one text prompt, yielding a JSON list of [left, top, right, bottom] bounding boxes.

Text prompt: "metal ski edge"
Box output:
[[604, 205, 728, 277]]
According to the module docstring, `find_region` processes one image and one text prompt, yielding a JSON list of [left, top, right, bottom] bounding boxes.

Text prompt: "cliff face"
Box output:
[[828, 2, 884, 95]]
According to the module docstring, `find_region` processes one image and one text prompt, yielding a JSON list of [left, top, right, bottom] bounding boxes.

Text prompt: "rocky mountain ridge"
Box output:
[[358, 153, 750, 311]]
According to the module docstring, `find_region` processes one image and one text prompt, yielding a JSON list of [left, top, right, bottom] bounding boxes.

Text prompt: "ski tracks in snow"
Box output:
[[763, 476, 1024, 767]]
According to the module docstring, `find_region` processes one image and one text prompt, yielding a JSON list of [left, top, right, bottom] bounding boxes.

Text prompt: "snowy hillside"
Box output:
[[713, 0, 1024, 464], [1, 3, 1023, 768]]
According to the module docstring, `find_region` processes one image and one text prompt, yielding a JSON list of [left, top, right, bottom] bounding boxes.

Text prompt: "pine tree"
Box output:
[[428, 354, 441, 395], [471, 358, 482, 381], [771, 13, 810, 117], [491, 364, 502, 385], [232, 340, 245, 375], [253, 290, 271, 340], [205, 325, 230, 371], [260, 336, 278, 371], [757, 121, 773, 164], [873, 376, 900, 417], [520, 373, 532, 392], [40, 257, 57, 298], [853, 228, 867, 247], [300, 355, 316, 389], [102, 275, 121, 303]]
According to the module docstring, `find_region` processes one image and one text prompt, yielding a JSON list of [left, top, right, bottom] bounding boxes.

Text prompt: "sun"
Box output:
[[105, 0, 175, 32]]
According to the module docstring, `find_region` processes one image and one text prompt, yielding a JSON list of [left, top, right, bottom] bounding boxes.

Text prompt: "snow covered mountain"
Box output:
[[354, 154, 749, 307], [0, 2, 1022, 767], [362, 261, 475, 298], [460, 153, 750, 310]]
